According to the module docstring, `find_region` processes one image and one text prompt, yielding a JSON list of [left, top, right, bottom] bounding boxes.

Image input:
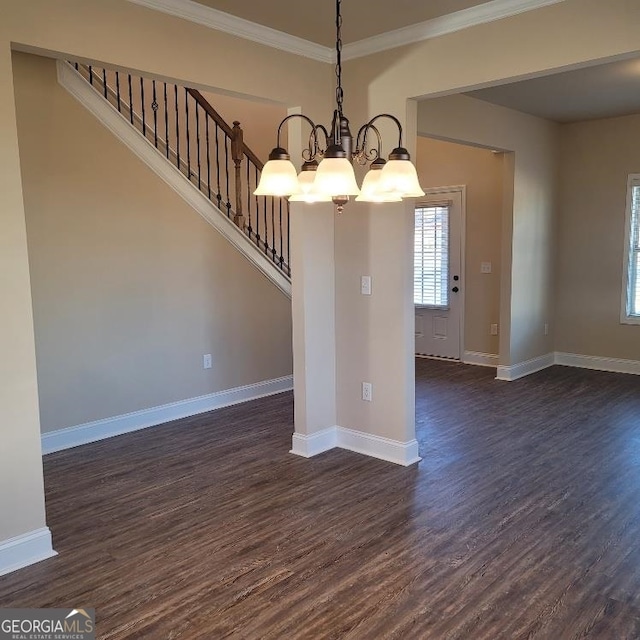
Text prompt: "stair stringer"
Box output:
[[56, 60, 291, 299]]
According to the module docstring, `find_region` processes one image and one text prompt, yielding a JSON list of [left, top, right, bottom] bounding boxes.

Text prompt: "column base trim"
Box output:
[[0, 527, 57, 577], [291, 426, 421, 467], [290, 427, 338, 458], [496, 352, 555, 381]]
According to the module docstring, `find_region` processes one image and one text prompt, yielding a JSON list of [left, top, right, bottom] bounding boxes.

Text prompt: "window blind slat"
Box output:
[[414, 205, 449, 307]]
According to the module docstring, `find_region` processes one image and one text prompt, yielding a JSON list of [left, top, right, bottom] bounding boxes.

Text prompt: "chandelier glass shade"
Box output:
[[253, 156, 299, 197], [253, 0, 424, 212], [289, 161, 332, 202]]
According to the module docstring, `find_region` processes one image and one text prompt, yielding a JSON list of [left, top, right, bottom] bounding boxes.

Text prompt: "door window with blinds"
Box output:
[[414, 203, 449, 307], [622, 175, 640, 324]]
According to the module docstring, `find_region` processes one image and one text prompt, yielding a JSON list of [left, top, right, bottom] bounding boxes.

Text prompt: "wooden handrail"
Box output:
[[186, 88, 264, 170]]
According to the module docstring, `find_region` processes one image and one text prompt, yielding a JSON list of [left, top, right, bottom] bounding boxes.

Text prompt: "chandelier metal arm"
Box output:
[[301, 123, 330, 162], [354, 124, 382, 165], [314, 124, 331, 152], [275, 113, 318, 149], [356, 114, 405, 151], [266, 113, 333, 165]]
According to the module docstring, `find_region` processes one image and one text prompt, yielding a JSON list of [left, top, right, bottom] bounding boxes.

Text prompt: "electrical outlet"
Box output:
[[481, 261, 492, 274], [203, 354, 212, 369], [490, 323, 499, 336], [362, 382, 372, 402], [361, 275, 372, 296]]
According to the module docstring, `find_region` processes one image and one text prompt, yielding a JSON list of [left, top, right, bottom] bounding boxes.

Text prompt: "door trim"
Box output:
[[417, 185, 466, 361]]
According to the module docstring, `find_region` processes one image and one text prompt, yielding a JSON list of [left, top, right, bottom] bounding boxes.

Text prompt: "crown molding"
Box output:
[[127, 0, 565, 64], [343, 0, 566, 60], [127, 0, 333, 63]]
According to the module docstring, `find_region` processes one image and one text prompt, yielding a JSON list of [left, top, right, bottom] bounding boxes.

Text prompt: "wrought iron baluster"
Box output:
[[140, 77, 146, 138], [263, 196, 270, 255], [152, 80, 158, 148], [185, 89, 191, 180], [115, 71, 121, 113], [89, 65, 93, 85], [163, 83, 169, 159], [196, 103, 201, 190], [254, 166, 260, 246], [206, 115, 211, 199], [102, 68, 108, 99], [279, 199, 284, 269], [215, 123, 222, 210], [260, 197, 266, 249], [224, 136, 231, 218], [128, 75, 134, 124], [174, 85, 180, 171], [246, 160, 251, 239], [271, 199, 276, 262], [286, 201, 291, 275], [74, 62, 79, 71]]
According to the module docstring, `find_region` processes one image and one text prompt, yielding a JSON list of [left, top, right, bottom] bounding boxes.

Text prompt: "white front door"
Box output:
[[414, 188, 464, 359]]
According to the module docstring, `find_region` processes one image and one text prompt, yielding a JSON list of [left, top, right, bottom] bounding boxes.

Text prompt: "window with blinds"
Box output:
[[624, 180, 640, 320], [414, 204, 449, 307]]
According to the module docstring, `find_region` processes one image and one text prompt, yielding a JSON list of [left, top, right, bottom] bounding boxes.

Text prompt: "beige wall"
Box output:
[[416, 137, 503, 356], [13, 52, 293, 433], [1, 0, 332, 547], [0, 44, 48, 544], [417, 95, 559, 365], [556, 113, 640, 360]]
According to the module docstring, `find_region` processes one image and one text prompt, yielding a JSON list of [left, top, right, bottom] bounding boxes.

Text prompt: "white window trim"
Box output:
[[620, 174, 640, 325]]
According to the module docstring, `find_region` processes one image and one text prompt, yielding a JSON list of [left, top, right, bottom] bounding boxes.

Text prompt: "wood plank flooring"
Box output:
[[2, 360, 640, 638]]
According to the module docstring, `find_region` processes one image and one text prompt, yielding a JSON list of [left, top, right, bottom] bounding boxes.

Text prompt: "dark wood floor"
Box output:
[[2, 361, 640, 638]]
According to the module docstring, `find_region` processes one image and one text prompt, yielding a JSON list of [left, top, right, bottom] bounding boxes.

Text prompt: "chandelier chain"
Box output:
[[254, 0, 424, 207], [335, 0, 344, 116]]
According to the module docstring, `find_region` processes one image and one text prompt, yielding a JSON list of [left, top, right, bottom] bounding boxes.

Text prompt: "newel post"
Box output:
[[231, 121, 245, 229]]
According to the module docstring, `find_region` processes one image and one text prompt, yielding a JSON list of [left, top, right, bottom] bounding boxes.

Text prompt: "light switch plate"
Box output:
[[361, 275, 372, 295]]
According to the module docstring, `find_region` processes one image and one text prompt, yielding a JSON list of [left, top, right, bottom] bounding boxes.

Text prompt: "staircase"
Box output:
[[57, 60, 291, 297]]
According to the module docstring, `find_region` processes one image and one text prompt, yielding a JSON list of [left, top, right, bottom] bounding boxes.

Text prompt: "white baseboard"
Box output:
[[487, 351, 640, 381], [290, 426, 421, 467], [290, 427, 338, 458], [42, 375, 293, 454], [463, 351, 499, 367], [555, 352, 640, 376], [337, 427, 421, 466], [0, 527, 57, 578], [496, 352, 555, 381]]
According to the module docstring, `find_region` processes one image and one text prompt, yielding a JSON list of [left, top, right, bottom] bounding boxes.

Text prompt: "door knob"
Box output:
[[452, 286, 459, 293]]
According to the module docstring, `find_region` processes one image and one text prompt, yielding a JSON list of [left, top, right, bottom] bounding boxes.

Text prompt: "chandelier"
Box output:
[[254, 0, 425, 213]]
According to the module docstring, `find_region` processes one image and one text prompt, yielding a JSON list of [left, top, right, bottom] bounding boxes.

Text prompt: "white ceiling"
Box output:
[[192, 0, 493, 46], [465, 58, 640, 123]]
